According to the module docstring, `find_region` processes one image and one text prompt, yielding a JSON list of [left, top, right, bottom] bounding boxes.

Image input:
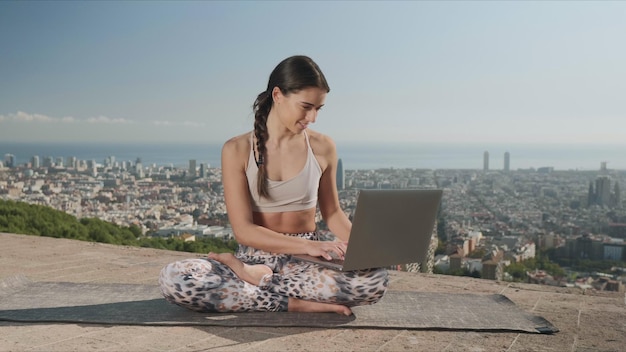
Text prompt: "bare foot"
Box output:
[[288, 297, 353, 316], [208, 252, 272, 286]]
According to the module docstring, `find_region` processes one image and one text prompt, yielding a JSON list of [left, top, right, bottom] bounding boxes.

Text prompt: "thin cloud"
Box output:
[[12, 111, 56, 122], [86, 116, 135, 124], [61, 116, 76, 123], [0, 111, 134, 124], [1, 112, 204, 127]]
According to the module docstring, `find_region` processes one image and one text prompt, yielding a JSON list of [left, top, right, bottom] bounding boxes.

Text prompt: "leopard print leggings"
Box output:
[[158, 232, 389, 312]]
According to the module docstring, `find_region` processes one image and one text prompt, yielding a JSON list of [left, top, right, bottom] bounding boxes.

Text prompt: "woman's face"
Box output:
[[272, 86, 327, 134]]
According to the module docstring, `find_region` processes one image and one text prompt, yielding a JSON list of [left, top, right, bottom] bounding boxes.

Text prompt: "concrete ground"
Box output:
[[0, 232, 624, 352]]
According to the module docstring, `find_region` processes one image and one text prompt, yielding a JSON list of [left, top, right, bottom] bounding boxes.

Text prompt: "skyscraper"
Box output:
[[483, 151, 489, 171], [504, 151, 510, 172], [336, 158, 345, 190], [135, 159, 143, 179], [612, 182, 621, 208], [43, 156, 53, 168], [105, 156, 116, 168], [596, 176, 611, 206], [589, 177, 621, 208], [67, 156, 77, 169], [4, 154, 15, 168], [601, 161, 608, 172], [189, 159, 197, 178], [200, 163, 208, 178], [588, 181, 595, 206], [31, 155, 40, 168]]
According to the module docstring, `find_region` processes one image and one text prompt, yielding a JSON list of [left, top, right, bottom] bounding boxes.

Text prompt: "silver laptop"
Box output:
[[294, 189, 443, 271]]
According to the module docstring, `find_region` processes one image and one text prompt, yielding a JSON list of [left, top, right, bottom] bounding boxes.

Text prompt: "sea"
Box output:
[[1, 141, 625, 171]]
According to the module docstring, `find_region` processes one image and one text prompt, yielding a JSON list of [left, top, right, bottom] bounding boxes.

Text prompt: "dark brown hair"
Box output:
[[253, 55, 330, 198]]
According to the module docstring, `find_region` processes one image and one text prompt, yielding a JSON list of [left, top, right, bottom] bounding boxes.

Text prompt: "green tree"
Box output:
[[0, 199, 236, 254], [505, 262, 527, 281]]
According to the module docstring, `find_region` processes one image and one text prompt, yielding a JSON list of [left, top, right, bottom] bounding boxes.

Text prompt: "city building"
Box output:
[[596, 176, 611, 206], [603, 239, 626, 261], [67, 156, 77, 169], [200, 163, 208, 178], [154, 224, 233, 240], [504, 151, 510, 172], [31, 155, 40, 168], [482, 249, 504, 281], [449, 253, 462, 271], [483, 151, 489, 171], [105, 156, 116, 168], [558, 234, 605, 261], [588, 176, 619, 208], [536, 232, 559, 250], [4, 154, 15, 168], [612, 182, 621, 208], [43, 156, 53, 168], [188, 159, 197, 178], [336, 158, 345, 190]]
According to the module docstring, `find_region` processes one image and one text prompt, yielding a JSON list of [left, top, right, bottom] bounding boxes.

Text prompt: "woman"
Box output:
[[159, 55, 388, 315]]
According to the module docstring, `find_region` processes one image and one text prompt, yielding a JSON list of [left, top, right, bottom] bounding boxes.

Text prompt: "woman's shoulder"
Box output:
[[307, 129, 337, 156], [222, 131, 252, 157]]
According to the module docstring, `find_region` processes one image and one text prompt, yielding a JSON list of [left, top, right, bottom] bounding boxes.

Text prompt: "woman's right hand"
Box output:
[[305, 240, 348, 261]]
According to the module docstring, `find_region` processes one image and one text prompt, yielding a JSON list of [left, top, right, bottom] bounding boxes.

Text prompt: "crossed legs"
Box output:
[[208, 252, 352, 315]]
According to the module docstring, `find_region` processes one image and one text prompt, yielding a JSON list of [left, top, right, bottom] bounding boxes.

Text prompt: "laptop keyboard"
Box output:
[[325, 257, 345, 265]]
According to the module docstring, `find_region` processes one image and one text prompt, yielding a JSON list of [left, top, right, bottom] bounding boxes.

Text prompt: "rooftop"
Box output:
[[1, 232, 624, 352]]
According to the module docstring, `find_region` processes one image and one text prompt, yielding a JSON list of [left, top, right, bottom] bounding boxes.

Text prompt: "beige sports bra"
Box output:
[[245, 131, 322, 213]]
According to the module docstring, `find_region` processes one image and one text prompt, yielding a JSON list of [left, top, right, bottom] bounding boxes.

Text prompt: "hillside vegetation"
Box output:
[[0, 199, 237, 254]]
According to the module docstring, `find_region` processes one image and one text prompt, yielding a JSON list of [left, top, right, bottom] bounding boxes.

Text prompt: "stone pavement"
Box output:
[[0, 232, 624, 352]]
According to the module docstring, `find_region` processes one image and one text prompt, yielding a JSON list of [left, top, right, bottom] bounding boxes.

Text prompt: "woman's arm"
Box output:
[[221, 135, 343, 259], [314, 133, 352, 242]]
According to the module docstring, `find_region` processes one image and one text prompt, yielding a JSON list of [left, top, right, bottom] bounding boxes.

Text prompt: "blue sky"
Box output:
[[1, 1, 625, 145]]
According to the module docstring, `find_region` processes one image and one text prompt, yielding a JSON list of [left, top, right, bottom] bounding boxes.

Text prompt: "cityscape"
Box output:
[[1, 150, 625, 294]]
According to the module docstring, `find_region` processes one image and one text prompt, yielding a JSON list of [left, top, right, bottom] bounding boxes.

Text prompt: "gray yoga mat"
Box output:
[[0, 275, 557, 333]]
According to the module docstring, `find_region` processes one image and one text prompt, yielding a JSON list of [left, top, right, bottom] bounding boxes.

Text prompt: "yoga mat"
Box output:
[[0, 276, 557, 334]]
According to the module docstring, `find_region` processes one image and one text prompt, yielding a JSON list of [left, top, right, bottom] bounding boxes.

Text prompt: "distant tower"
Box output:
[[612, 182, 621, 208], [4, 154, 15, 168], [31, 155, 40, 168], [595, 176, 611, 206], [483, 151, 489, 171], [336, 158, 345, 190], [135, 159, 144, 179], [588, 181, 595, 206], [43, 156, 53, 168], [85, 159, 97, 176], [504, 151, 510, 172], [189, 159, 197, 178], [105, 156, 115, 168], [600, 161, 607, 172], [199, 163, 208, 178], [67, 156, 77, 169]]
